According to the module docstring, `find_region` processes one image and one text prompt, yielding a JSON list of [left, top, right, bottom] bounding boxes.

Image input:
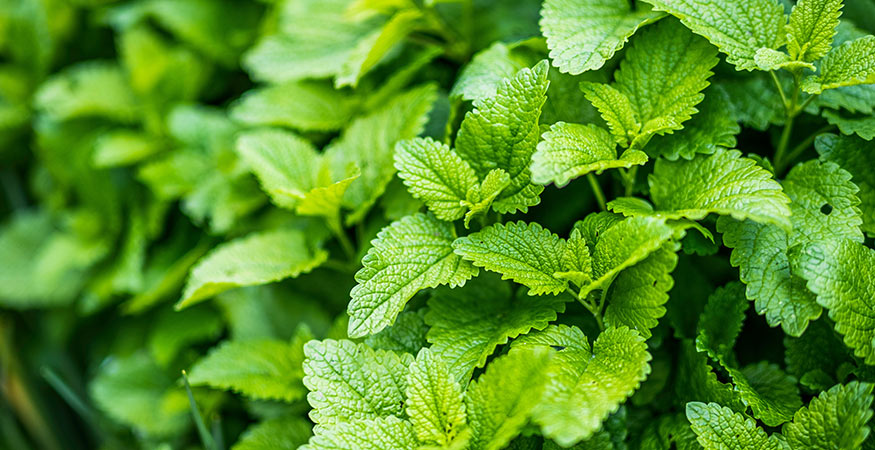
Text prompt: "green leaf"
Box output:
[[696, 282, 748, 361], [618, 149, 791, 229], [302, 339, 413, 425], [364, 310, 428, 355], [580, 82, 641, 147], [816, 133, 875, 235], [425, 274, 566, 381], [394, 137, 478, 222], [729, 362, 802, 427], [232, 416, 312, 450], [675, 341, 744, 411], [325, 84, 437, 224], [540, 0, 663, 74], [34, 61, 138, 123], [784, 319, 850, 391], [783, 381, 875, 449], [466, 346, 552, 450], [754, 47, 817, 72], [787, 0, 844, 62], [231, 80, 358, 132], [452, 221, 571, 295], [823, 109, 875, 140], [302, 416, 418, 450], [450, 41, 538, 101], [790, 238, 875, 364], [336, 9, 423, 88], [92, 130, 164, 168], [177, 228, 328, 309], [640, 0, 787, 71], [463, 168, 512, 227], [454, 61, 549, 214], [645, 87, 740, 160], [718, 160, 863, 336], [348, 213, 478, 338], [603, 243, 679, 338], [406, 348, 467, 446], [803, 35, 875, 93], [717, 75, 786, 131], [527, 326, 652, 447], [686, 402, 783, 450], [531, 122, 648, 187], [188, 335, 310, 402]]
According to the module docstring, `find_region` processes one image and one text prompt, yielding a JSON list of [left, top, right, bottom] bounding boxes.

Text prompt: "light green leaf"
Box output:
[[802, 35, 875, 93], [394, 137, 478, 222], [348, 213, 478, 338], [626, 149, 791, 229], [235, 128, 320, 210], [336, 9, 423, 88], [816, 133, 875, 235], [640, 0, 787, 71], [783, 381, 875, 449], [450, 41, 537, 101], [232, 416, 312, 450], [790, 238, 875, 364], [822, 109, 875, 140], [406, 348, 467, 446], [302, 416, 418, 450], [466, 346, 552, 450], [787, 0, 843, 62], [188, 335, 310, 402], [364, 310, 428, 355], [463, 168, 511, 227], [754, 47, 815, 71], [540, 0, 663, 74], [580, 82, 641, 147], [92, 130, 164, 168], [454, 61, 549, 214], [34, 61, 138, 122], [325, 84, 437, 224], [686, 402, 783, 450], [555, 228, 594, 287], [644, 87, 740, 160], [425, 274, 566, 381], [177, 228, 328, 309], [452, 221, 572, 295], [231, 80, 358, 132], [782, 159, 864, 245], [729, 362, 802, 427], [696, 282, 748, 361], [531, 122, 648, 187], [528, 326, 651, 447], [302, 339, 413, 425]]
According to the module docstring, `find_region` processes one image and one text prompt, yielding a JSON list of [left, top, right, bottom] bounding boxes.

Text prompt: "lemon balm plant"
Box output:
[[1, 0, 875, 449]]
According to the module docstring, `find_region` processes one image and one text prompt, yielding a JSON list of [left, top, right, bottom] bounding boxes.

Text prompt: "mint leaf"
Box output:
[[454, 61, 549, 214], [336, 9, 423, 88], [233, 416, 312, 450], [540, 0, 663, 74], [645, 87, 740, 160], [348, 213, 478, 338], [816, 133, 875, 235], [580, 82, 641, 147], [803, 35, 875, 93], [406, 348, 467, 446], [450, 41, 538, 102], [787, 0, 843, 62], [230, 80, 358, 132], [729, 362, 802, 427], [531, 122, 648, 187], [696, 282, 748, 362], [303, 416, 418, 450], [686, 402, 782, 450], [640, 0, 787, 71], [783, 381, 875, 449]]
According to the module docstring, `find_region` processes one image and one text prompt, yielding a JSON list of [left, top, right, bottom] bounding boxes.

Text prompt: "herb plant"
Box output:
[[2, 0, 875, 449]]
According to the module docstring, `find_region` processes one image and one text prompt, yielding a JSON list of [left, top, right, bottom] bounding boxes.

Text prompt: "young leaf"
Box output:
[[348, 213, 478, 338], [790, 238, 875, 364], [187, 337, 309, 402], [336, 9, 423, 88], [178, 229, 328, 309], [450, 41, 537, 102], [527, 326, 652, 447], [531, 122, 648, 187], [580, 82, 641, 147], [465, 346, 552, 450], [783, 381, 875, 449], [230, 80, 358, 132], [34, 61, 138, 123], [695, 282, 748, 362], [406, 348, 467, 446], [539, 0, 663, 74], [364, 310, 428, 355], [802, 35, 875, 93], [686, 402, 782, 450], [617, 149, 792, 229], [786, 0, 843, 62], [644, 87, 740, 160], [640, 0, 787, 71], [452, 221, 570, 295], [425, 274, 566, 381], [454, 61, 549, 214], [394, 137, 478, 222], [302, 339, 413, 425], [302, 416, 418, 450]]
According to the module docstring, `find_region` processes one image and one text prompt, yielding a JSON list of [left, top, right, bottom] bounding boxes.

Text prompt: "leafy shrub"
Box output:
[[2, 0, 875, 449]]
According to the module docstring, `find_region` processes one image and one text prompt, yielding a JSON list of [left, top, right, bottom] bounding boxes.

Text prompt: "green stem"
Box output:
[[774, 74, 801, 171], [182, 371, 219, 450], [329, 215, 356, 262], [587, 174, 607, 211], [770, 71, 789, 110], [623, 166, 638, 196], [40, 367, 100, 436], [566, 288, 606, 331], [777, 125, 836, 174], [796, 94, 817, 115]]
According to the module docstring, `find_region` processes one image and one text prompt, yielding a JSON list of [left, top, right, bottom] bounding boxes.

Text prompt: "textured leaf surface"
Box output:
[[425, 274, 566, 381], [644, 149, 791, 228], [803, 35, 875, 93], [686, 403, 782, 450], [531, 122, 647, 187], [230, 80, 358, 131], [453, 221, 570, 295], [823, 109, 875, 140], [790, 238, 875, 364], [640, 0, 787, 71], [696, 282, 748, 361], [454, 61, 549, 213], [540, 0, 663, 74], [188, 338, 308, 402], [348, 213, 477, 338], [450, 42, 536, 101], [465, 347, 552, 450], [783, 381, 874, 449], [232, 416, 312, 450], [395, 137, 478, 222], [787, 0, 843, 62], [303, 416, 418, 450], [529, 326, 651, 447], [406, 348, 467, 446], [581, 82, 641, 147], [729, 362, 802, 427], [816, 133, 875, 235], [302, 339, 412, 425], [178, 229, 328, 309], [645, 88, 740, 160]]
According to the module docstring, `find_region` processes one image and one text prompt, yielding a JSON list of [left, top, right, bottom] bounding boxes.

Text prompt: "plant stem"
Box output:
[[769, 71, 789, 110], [329, 215, 356, 261], [40, 367, 100, 436], [623, 166, 638, 196], [567, 288, 606, 331], [774, 73, 801, 171], [587, 174, 607, 211], [182, 371, 219, 450], [777, 125, 836, 174]]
